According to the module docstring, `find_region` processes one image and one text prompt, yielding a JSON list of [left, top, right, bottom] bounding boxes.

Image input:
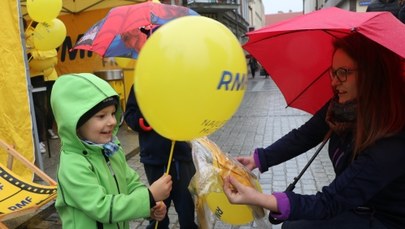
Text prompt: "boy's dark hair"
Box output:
[[77, 96, 118, 128]]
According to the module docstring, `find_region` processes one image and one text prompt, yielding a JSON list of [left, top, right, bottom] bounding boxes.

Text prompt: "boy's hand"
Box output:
[[150, 201, 166, 221], [149, 174, 172, 201]]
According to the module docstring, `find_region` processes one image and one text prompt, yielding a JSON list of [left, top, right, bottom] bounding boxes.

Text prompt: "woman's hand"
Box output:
[[236, 154, 257, 171], [223, 175, 279, 212], [222, 175, 260, 205], [150, 201, 166, 221], [149, 174, 172, 201]]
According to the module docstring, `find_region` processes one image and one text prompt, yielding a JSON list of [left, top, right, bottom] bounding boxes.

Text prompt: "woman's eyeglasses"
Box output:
[[329, 67, 357, 83]]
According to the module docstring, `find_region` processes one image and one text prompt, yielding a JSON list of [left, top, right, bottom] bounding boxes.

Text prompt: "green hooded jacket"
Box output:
[[51, 73, 151, 229]]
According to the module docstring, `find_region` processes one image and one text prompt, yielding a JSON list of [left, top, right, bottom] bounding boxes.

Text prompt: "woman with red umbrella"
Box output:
[[223, 32, 405, 228]]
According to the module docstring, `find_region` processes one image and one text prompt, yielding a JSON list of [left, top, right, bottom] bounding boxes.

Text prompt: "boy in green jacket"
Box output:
[[51, 73, 172, 229]]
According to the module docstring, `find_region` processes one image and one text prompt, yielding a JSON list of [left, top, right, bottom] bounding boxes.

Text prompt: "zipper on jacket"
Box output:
[[103, 155, 121, 229], [104, 155, 121, 193]]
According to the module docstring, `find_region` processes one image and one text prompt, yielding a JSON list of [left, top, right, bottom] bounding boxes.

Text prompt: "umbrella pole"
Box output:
[[270, 130, 332, 225], [155, 140, 176, 229], [285, 130, 332, 192]]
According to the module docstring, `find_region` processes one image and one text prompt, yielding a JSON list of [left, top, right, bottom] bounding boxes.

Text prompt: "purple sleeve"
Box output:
[[253, 149, 263, 172], [269, 192, 290, 220]]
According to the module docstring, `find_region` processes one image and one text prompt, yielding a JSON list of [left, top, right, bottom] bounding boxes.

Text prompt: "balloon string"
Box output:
[[165, 140, 175, 174], [25, 20, 33, 34], [154, 140, 175, 229]]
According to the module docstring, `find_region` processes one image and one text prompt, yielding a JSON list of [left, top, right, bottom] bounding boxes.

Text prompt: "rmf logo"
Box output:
[[217, 70, 247, 91]]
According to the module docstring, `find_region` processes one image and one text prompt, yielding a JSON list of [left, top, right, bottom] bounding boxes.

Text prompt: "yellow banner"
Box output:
[[0, 0, 34, 180]]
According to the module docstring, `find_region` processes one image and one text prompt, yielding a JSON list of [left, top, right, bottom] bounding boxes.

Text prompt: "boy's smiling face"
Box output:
[[77, 105, 117, 144]]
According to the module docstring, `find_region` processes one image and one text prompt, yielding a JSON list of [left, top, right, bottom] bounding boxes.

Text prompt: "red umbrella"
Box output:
[[73, 2, 198, 58], [243, 7, 405, 114]]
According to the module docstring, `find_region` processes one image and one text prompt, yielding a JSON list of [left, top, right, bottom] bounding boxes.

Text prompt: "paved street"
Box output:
[[6, 75, 334, 229]]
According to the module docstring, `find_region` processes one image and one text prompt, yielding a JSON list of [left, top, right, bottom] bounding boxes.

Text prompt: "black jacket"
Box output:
[[124, 85, 193, 165]]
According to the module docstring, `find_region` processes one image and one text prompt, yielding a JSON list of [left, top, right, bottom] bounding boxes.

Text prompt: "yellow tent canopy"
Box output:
[[20, 0, 147, 15]]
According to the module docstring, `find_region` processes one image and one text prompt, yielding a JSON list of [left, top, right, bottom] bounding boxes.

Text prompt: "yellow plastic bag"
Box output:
[[189, 137, 268, 228]]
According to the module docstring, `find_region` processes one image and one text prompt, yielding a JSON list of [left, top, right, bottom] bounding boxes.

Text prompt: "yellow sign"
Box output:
[[0, 164, 56, 219]]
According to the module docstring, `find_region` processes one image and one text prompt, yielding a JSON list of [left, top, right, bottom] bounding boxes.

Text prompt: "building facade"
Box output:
[[160, 0, 265, 42], [304, 0, 376, 12]]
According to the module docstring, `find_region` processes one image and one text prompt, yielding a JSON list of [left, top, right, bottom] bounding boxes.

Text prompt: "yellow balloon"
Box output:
[[135, 16, 247, 141], [205, 191, 254, 225], [27, 0, 62, 22], [44, 68, 58, 81], [33, 19, 67, 51], [29, 57, 57, 72]]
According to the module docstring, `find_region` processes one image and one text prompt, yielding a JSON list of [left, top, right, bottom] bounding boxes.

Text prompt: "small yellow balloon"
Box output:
[[27, 0, 62, 22], [135, 16, 247, 141], [44, 68, 58, 81], [33, 19, 67, 51], [29, 57, 57, 72]]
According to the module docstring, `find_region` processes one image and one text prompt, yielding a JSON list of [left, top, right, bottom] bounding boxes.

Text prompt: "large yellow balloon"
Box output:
[[33, 19, 67, 51], [205, 191, 254, 225], [205, 180, 263, 225], [27, 0, 62, 23], [135, 16, 247, 141]]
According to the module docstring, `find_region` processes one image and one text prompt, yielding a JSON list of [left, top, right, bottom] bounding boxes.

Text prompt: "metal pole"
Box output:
[[18, 2, 44, 170]]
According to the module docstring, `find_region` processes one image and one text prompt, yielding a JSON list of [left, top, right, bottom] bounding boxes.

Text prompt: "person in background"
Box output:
[[223, 33, 405, 228], [366, 0, 405, 23], [29, 49, 60, 140], [44, 68, 59, 140], [24, 20, 49, 153], [398, 0, 405, 23], [23, 19, 59, 145], [124, 84, 198, 229], [29, 74, 47, 154], [366, 0, 401, 16], [248, 56, 258, 78], [51, 73, 172, 228]]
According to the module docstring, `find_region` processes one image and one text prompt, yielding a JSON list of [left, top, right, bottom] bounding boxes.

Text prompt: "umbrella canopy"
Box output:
[[73, 2, 198, 58], [243, 7, 405, 114]]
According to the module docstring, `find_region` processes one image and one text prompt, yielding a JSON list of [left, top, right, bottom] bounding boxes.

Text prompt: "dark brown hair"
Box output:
[[333, 32, 405, 155]]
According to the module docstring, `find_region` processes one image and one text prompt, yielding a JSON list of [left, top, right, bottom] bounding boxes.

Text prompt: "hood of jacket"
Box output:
[[51, 73, 122, 153]]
